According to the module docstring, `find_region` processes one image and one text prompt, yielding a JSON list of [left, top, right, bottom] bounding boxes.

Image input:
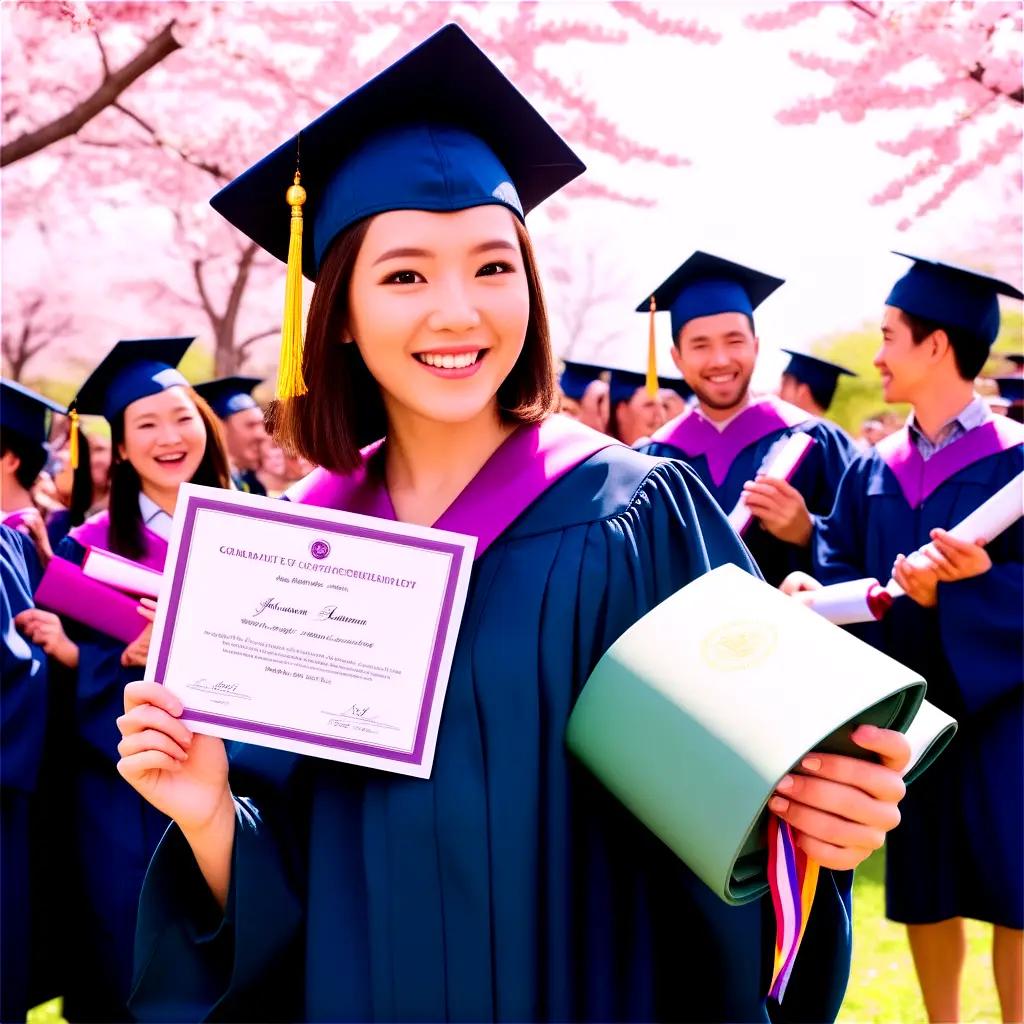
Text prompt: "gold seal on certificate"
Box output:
[[146, 484, 476, 778]]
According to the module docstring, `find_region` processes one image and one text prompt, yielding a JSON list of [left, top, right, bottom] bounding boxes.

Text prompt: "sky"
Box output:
[[522, 1, 1022, 383], [3, 0, 1021, 389]]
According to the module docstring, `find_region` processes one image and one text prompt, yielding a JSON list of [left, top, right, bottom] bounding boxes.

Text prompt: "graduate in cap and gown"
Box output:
[[193, 376, 270, 494], [116, 25, 910, 1023], [778, 350, 856, 426], [606, 367, 668, 445], [1, 379, 64, 562], [806, 254, 1023, 1024], [636, 253, 857, 587], [46, 338, 233, 1021], [1, 523, 52, 1023], [556, 360, 609, 433]]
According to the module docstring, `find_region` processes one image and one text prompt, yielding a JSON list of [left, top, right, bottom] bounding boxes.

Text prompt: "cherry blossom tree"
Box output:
[[746, 1, 1023, 231], [2, 2, 719, 376], [1, 290, 74, 382]]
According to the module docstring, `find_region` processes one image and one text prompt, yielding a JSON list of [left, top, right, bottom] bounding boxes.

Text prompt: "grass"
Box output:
[[840, 847, 1002, 1023], [26, 848, 1001, 1024]]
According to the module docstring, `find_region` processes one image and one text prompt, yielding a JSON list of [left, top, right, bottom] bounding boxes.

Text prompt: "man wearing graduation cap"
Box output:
[[659, 373, 693, 421], [993, 376, 1024, 423], [778, 349, 856, 422], [1, 379, 64, 533], [607, 367, 669, 444], [194, 376, 269, 494], [557, 360, 610, 433], [636, 252, 856, 587], [810, 254, 1023, 1024]]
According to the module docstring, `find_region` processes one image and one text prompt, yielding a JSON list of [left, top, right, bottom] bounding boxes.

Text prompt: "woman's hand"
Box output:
[[117, 680, 231, 834], [121, 621, 153, 667], [16, 508, 54, 568], [769, 724, 910, 871], [14, 608, 78, 667]]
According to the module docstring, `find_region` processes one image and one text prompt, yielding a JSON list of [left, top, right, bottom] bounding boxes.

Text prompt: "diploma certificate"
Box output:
[[146, 484, 476, 778]]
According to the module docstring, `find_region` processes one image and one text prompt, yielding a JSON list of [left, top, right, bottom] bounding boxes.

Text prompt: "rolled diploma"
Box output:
[[887, 470, 1024, 597], [727, 432, 817, 536], [803, 578, 892, 625], [82, 545, 162, 599]]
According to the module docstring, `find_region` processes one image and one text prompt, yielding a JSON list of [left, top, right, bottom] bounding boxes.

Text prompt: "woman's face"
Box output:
[[347, 205, 531, 426], [119, 386, 207, 492]]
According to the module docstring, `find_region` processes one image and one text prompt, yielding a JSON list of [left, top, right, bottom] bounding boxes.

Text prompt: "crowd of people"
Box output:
[[1, 21, 1021, 1024]]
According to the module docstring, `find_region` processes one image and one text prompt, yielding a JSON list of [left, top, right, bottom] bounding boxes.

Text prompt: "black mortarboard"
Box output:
[[886, 253, 1023, 348], [73, 338, 195, 421], [637, 252, 785, 342], [193, 376, 263, 420], [780, 349, 856, 408], [559, 361, 608, 402], [1, 379, 64, 447]]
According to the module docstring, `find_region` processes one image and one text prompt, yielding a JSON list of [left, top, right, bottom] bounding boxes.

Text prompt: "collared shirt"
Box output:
[[694, 394, 754, 434], [138, 493, 173, 541], [905, 395, 991, 462]]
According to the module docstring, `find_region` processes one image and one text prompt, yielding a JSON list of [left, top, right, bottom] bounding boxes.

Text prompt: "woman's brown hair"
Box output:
[[107, 388, 232, 559], [268, 214, 558, 473]]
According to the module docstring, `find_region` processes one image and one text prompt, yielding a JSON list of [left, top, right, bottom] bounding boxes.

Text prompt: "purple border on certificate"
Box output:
[[154, 495, 466, 767]]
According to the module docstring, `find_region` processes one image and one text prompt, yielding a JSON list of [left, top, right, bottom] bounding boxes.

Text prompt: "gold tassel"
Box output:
[[277, 170, 308, 400], [69, 405, 80, 470], [646, 295, 658, 398]]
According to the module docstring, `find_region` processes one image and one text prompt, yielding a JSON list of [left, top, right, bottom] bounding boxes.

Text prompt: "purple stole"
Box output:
[[287, 416, 620, 558], [876, 417, 1024, 509], [649, 396, 811, 487], [1, 507, 37, 531], [35, 512, 169, 644]]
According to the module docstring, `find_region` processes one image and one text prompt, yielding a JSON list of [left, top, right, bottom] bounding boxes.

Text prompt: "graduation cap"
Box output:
[[559, 361, 608, 402], [886, 253, 1024, 348], [193, 376, 263, 420], [1, 379, 65, 450], [780, 349, 856, 409], [210, 23, 585, 402], [608, 369, 654, 408], [994, 377, 1024, 403], [1001, 352, 1024, 372]]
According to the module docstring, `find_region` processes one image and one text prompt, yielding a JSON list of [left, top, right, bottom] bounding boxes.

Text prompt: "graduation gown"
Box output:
[[638, 396, 855, 587], [1, 526, 49, 1024], [54, 514, 173, 1022], [130, 419, 854, 1024], [815, 418, 1023, 928]]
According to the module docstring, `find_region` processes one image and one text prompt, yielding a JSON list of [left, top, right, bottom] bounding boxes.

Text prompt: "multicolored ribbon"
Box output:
[[767, 816, 819, 1002]]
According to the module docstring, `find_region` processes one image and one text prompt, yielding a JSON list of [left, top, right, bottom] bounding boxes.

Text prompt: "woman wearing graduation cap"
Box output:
[[116, 26, 910, 1023], [45, 337, 233, 1021], [805, 255, 1023, 1024]]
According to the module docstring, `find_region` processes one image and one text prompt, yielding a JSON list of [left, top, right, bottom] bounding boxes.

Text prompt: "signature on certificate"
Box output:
[[323, 704, 400, 732], [188, 678, 253, 703]]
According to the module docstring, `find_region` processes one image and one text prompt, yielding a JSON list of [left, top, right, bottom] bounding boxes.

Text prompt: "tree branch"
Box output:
[[93, 29, 111, 77], [191, 260, 221, 328], [236, 327, 279, 354], [968, 62, 1024, 104], [113, 101, 230, 181], [1, 21, 182, 167]]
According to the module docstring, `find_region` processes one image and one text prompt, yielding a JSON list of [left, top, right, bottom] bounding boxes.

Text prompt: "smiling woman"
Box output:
[[44, 337, 233, 1021], [116, 24, 910, 1024]]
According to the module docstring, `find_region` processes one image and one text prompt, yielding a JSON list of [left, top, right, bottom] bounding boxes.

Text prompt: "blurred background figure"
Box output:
[[607, 368, 666, 445], [194, 375, 269, 494], [558, 360, 610, 433], [993, 376, 1024, 423], [778, 348, 856, 421], [257, 440, 290, 496], [1, 380, 64, 533], [44, 430, 96, 547], [86, 430, 113, 511], [284, 449, 314, 483], [856, 408, 904, 449], [658, 374, 693, 422], [999, 353, 1024, 377]]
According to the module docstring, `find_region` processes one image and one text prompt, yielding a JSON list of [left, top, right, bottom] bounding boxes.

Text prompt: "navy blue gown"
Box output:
[[639, 398, 855, 587], [1, 526, 49, 1023], [55, 532, 171, 1022], [130, 447, 854, 1023], [815, 421, 1023, 928]]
